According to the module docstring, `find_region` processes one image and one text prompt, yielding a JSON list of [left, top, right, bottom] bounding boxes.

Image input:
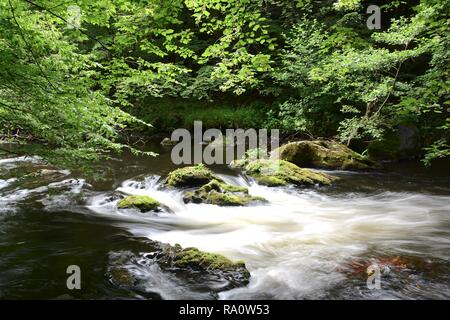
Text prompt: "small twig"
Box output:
[[373, 42, 410, 118], [346, 42, 411, 146]]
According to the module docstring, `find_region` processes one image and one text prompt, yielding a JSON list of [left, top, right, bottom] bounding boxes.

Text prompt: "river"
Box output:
[[0, 143, 449, 299]]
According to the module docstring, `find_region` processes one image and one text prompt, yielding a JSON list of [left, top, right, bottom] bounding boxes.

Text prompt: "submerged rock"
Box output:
[[236, 159, 335, 187], [272, 140, 373, 170], [19, 168, 70, 189], [165, 164, 223, 188], [108, 267, 136, 287], [117, 195, 160, 212], [183, 180, 265, 206], [160, 137, 177, 146]]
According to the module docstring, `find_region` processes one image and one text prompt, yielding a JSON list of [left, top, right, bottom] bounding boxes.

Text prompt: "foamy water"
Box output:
[[2, 154, 448, 299], [87, 174, 450, 299]]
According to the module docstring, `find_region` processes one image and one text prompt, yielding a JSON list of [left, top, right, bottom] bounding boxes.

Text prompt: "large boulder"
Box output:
[[272, 140, 373, 170], [183, 180, 265, 206], [234, 159, 335, 187], [165, 164, 223, 188], [117, 195, 160, 212]]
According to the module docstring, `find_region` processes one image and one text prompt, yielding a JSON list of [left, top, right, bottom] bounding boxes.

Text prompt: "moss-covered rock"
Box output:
[[159, 244, 249, 278], [108, 242, 250, 295], [155, 242, 252, 288], [243, 159, 335, 187], [165, 164, 223, 188], [117, 195, 160, 212], [202, 179, 248, 193], [272, 140, 374, 170], [175, 247, 246, 270], [229, 148, 269, 170], [166, 164, 266, 206], [204, 190, 252, 206], [184, 188, 265, 206], [229, 158, 248, 169], [251, 175, 287, 187], [108, 267, 136, 287], [183, 180, 265, 206]]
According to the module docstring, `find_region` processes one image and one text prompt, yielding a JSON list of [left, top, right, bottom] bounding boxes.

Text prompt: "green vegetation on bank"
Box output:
[[0, 0, 448, 167], [126, 99, 269, 133]]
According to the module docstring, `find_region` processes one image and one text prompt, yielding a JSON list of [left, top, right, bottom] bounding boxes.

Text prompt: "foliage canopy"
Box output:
[[0, 0, 448, 166]]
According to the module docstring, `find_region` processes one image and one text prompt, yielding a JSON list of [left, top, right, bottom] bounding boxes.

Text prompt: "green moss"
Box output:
[[229, 158, 248, 169], [165, 164, 223, 187], [253, 175, 288, 186], [207, 190, 243, 206], [184, 185, 265, 206], [201, 180, 248, 193], [229, 148, 269, 169], [273, 140, 374, 170], [152, 243, 251, 284], [109, 267, 135, 287], [183, 180, 265, 206], [167, 165, 266, 206], [206, 190, 264, 206], [117, 195, 160, 212], [174, 247, 246, 271], [244, 159, 335, 187]]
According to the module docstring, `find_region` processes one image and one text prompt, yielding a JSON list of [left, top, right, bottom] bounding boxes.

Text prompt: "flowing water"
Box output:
[[0, 144, 449, 300]]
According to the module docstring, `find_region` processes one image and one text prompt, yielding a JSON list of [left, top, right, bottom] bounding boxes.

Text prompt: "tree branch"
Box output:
[[23, 0, 112, 53], [8, 0, 59, 91], [373, 42, 410, 118]]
